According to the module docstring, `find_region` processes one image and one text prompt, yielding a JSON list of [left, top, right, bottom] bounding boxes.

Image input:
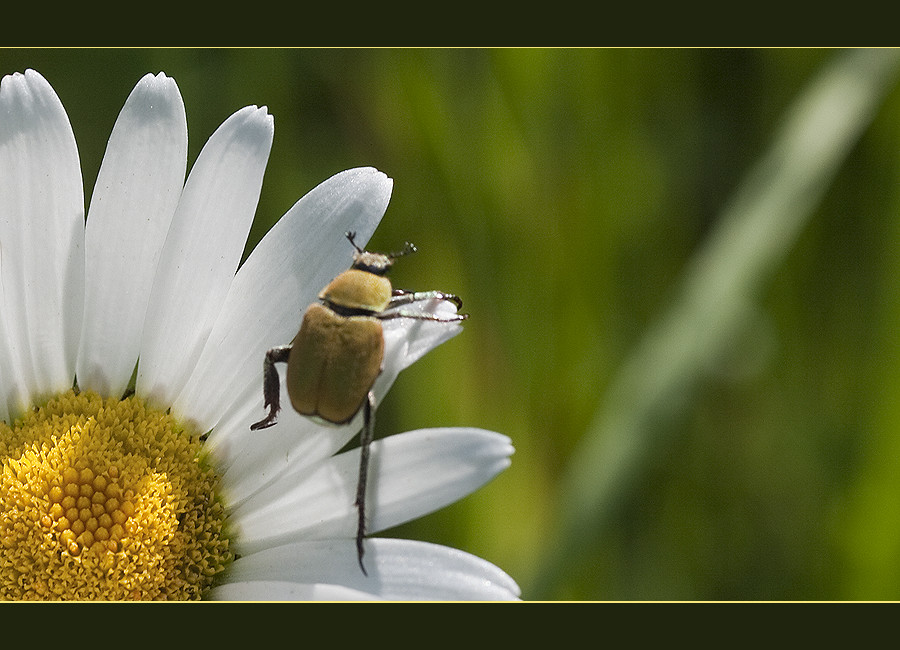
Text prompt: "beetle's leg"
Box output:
[[355, 391, 376, 576], [390, 288, 464, 311], [379, 308, 468, 323], [386, 290, 468, 322], [249, 345, 292, 430]]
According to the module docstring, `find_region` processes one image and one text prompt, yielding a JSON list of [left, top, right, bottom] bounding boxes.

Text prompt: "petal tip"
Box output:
[[134, 71, 181, 101]]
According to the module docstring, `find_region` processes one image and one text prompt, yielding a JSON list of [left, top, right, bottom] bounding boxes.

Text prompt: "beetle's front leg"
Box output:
[[390, 288, 464, 311], [250, 345, 292, 430], [382, 290, 469, 323]]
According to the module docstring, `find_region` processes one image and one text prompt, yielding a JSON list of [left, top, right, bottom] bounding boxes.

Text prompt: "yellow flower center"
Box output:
[[0, 389, 232, 600]]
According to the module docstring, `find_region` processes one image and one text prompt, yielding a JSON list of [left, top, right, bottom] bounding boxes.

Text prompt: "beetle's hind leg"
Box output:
[[250, 345, 292, 430], [355, 391, 376, 576]]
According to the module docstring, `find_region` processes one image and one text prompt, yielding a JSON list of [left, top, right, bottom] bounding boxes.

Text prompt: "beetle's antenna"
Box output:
[[390, 241, 417, 259], [345, 231, 364, 253]]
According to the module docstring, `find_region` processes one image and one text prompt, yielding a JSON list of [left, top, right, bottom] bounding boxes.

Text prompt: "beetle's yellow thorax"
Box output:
[[319, 269, 392, 313]]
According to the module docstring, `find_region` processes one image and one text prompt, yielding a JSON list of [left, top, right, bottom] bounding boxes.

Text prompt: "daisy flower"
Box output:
[[0, 69, 519, 601]]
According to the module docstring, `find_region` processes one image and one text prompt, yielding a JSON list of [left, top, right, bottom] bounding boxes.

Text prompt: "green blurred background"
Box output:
[[4, 48, 900, 601]]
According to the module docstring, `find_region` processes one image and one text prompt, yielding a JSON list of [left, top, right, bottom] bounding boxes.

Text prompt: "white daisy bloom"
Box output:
[[0, 69, 518, 601]]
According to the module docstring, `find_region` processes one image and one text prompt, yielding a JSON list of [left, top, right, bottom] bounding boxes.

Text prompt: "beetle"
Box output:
[[250, 231, 468, 575]]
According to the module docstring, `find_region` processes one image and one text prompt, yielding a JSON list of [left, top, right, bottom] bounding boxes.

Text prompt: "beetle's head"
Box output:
[[345, 231, 416, 276]]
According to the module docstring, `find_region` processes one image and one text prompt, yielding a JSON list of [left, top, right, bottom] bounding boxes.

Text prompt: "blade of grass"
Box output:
[[530, 48, 900, 599]]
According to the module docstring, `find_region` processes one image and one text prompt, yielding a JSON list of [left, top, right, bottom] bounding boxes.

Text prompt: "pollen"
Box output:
[[0, 389, 232, 600]]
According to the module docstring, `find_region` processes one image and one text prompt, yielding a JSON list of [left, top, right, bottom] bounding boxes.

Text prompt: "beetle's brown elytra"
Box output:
[[287, 301, 385, 424], [250, 231, 468, 575]]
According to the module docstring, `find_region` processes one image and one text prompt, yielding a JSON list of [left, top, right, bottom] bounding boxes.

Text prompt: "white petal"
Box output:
[[137, 105, 273, 408], [173, 167, 392, 436], [209, 580, 379, 601], [219, 406, 353, 506], [378, 297, 465, 388], [0, 256, 11, 424], [220, 538, 520, 601], [230, 428, 512, 554], [218, 305, 465, 507], [0, 69, 84, 416], [76, 72, 187, 397]]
